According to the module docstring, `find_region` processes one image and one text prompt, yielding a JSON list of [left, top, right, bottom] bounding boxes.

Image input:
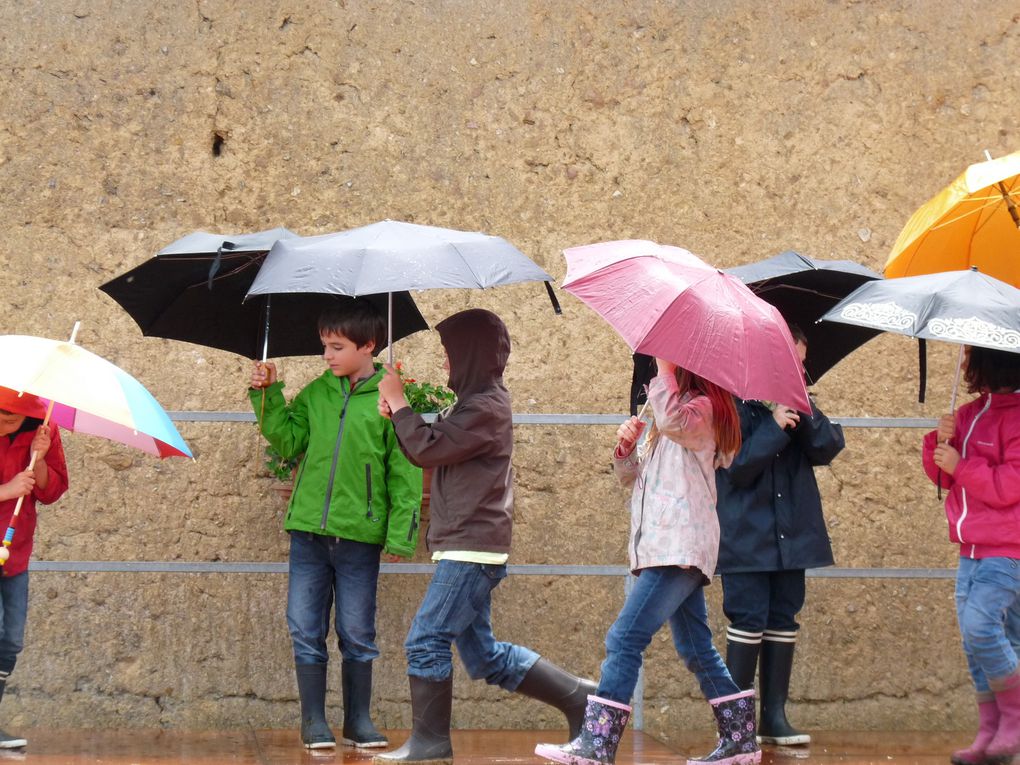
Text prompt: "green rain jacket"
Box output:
[[249, 365, 422, 557]]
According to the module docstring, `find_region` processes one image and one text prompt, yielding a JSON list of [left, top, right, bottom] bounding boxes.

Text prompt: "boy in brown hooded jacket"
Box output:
[[374, 308, 592, 764]]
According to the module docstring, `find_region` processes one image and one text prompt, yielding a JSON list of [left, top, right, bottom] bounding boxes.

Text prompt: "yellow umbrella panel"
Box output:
[[884, 150, 1020, 287]]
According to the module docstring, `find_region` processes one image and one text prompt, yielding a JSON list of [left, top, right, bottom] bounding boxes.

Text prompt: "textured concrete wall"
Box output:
[[0, 0, 1018, 735]]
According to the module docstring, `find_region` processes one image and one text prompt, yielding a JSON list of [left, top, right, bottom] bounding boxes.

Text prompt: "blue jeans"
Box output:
[[287, 532, 382, 665], [956, 556, 1020, 693], [598, 566, 738, 704], [404, 559, 539, 688], [0, 572, 28, 674]]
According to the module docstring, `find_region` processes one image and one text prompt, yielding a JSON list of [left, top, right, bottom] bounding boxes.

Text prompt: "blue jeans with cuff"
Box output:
[[0, 571, 28, 675], [598, 566, 738, 704], [956, 555, 1020, 693], [404, 559, 539, 689], [287, 531, 382, 665]]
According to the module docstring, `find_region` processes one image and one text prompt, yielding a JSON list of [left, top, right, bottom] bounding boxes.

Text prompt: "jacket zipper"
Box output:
[[633, 459, 649, 569], [956, 396, 992, 553], [321, 385, 354, 530], [365, 463, 375, 521]]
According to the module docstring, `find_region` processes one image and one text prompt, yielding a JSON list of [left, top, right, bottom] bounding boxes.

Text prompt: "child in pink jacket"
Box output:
[[922, 345, 1020, 764], [536, 359, 759, 765], [0, 389, 68, 749]]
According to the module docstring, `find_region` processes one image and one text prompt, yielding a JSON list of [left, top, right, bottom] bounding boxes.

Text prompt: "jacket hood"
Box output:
[[436, 309, 510, 396]]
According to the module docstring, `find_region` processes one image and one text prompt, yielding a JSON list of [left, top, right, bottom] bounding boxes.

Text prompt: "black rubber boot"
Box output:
[[295, 663, 336, 749], [758, 635, 810, 746], [0, 672, 26, 750], [373, 676, 453, 764], [725, 630, 762, 692], [342, 659, 388, 748], [514, 657, 598, 740]]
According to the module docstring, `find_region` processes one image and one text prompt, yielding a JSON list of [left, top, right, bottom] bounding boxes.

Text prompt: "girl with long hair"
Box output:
[[923, 345, 1020, 764], [536, 358, 760, 765]]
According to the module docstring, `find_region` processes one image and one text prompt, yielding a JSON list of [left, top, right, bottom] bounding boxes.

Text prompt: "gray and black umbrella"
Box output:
[[725, 251, 883, 383], [822, 267, 1020, 407], [245, 219, 561, 359], [823, 267, 1020, 494], [821, 268, 1020, 353], [100, 227, 429, 359]]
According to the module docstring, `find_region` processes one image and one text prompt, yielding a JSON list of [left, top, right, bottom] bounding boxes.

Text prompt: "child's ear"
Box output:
[[362, 339, 377, 355]]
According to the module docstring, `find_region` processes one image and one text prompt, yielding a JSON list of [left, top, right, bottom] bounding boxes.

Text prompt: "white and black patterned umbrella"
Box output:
[[820, 268, 1020, 353]]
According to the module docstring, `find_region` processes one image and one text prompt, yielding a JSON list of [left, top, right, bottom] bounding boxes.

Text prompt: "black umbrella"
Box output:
[[99, 228, 429, 359], [724, 251, 883, 383]]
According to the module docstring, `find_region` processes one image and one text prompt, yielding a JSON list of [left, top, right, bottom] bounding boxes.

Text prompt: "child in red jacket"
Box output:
[[0, 389, 68, 749], [922, 346, 1020, 765]]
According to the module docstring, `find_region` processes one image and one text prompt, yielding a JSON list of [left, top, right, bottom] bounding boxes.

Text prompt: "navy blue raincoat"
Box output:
[[715, 398, 844, 573]]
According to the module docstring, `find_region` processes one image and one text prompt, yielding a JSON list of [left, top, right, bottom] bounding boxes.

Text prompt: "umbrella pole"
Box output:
[[388, 292, 394, 366], [636, 398, 651, 421], [0, 399, 56, 566], [949, 344, 964, 414], [259, 296, 272, 422], [937, 345, 966, 499]]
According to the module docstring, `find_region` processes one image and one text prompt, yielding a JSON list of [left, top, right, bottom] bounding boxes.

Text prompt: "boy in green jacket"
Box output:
[[249, 299, 422, 751]]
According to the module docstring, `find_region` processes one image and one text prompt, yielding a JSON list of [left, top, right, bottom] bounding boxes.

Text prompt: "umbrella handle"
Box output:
[[544, 282, 562, 315], [0, 400, 57, 566], [0, 451, 39, 566]]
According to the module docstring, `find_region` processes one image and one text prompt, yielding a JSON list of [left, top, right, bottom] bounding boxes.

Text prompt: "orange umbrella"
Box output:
[[884, 150, 1020, 286]]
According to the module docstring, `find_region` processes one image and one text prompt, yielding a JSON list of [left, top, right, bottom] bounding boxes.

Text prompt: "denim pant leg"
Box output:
[[597, 566, 702, 704], [454, 574, 539, 691], [287, 532, 336, 665], [669, 584, 740, 701], [0, 572, 29, 675], [956, 556, 1020, 693], [332, 538, 382, 663], [405, 560, 533, 683]]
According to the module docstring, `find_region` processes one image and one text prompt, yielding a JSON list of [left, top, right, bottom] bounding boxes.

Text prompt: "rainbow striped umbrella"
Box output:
[[0, 331, 191, 459]]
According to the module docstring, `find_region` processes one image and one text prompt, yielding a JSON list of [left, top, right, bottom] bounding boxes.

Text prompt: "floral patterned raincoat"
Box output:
[[613, 374, 729, 581]]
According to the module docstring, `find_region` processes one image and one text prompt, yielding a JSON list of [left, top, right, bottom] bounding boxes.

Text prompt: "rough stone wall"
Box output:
[[0, 0, 1017, 734]]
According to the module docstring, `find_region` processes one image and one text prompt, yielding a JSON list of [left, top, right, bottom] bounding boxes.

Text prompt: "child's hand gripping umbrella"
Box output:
[[0, 323, 193, 564]]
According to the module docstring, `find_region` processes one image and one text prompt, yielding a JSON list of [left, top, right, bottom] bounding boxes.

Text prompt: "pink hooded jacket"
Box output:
[[922, 392, 1020, 559]]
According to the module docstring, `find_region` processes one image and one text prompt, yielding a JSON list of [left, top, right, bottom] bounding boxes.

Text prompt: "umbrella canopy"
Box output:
[[0, 333, 192, 458], [820, 269, 1020, 353], [563, 240, 812, 412], [884, 150, 1020, 286], [247, 219, 558, 303], [725, 250, 884, 382], [99, 228, 428, 359]]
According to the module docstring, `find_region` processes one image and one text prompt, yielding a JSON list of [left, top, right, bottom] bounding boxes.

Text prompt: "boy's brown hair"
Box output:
[[317, 298, 387, 352]]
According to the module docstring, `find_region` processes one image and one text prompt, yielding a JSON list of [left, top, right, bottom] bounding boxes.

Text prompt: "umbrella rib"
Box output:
[[754, 284, 851, 301], [928, 195, 1004, 233], [207, 254, 264, 287], [447, 242, 489, 287]]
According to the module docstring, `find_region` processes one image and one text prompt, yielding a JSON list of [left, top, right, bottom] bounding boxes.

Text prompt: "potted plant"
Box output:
[[264, 443, 300, 502], [395, 362, 455, 518]]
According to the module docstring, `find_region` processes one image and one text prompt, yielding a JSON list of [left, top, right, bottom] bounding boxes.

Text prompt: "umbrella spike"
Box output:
[[69, 321, 81, 344]]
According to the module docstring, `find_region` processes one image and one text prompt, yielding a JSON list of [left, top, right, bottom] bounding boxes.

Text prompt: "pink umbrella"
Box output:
[[563, 240, 812, 412]]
